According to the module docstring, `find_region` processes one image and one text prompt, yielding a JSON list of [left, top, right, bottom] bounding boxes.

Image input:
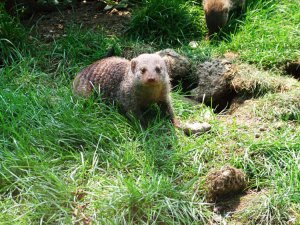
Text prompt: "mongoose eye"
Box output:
[[140, 67, 147, 74], [155, 66, 162, 73]]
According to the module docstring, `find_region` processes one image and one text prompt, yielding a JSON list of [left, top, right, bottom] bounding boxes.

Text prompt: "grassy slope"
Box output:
[[0, 0, 300, 224], [219, 0, 300, 67]]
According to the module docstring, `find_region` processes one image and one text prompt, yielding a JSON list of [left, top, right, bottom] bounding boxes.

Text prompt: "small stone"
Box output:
[[212, 214, 224, 223], [255, 133, 260, 138], [189, 41, 198, 49], [183, 122, 211, 136], [213, 206, 222, 213], [274, 122, 284, 130], [57, 24, 64, 29], [259, 127, 267, 131]]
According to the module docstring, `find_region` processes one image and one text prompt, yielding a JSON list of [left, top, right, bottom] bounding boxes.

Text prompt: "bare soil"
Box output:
[[24, 1, 131, 41]]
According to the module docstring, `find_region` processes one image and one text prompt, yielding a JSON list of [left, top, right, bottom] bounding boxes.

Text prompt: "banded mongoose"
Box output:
[[73, 54, 179, 127], [203, 0, 246, 37]]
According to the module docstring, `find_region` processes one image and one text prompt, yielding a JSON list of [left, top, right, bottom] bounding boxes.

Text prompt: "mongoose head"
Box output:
[[203, 0, 230, 36], [130, 54, 170, 86]]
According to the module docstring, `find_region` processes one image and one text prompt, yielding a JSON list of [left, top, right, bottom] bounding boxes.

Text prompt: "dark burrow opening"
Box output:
[[285, 61, 300, 80]]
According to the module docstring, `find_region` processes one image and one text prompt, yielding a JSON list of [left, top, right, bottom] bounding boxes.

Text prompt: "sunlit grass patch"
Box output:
[[219, 0, 300, 67], [231, 88, 300, 122], [232, 64, 300, 97], [232, 138, 300, 224], [128, 0, 206, 45]]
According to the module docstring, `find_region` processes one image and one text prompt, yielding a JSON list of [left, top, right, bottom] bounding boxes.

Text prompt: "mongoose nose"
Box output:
[[147, 78, 156, 83]]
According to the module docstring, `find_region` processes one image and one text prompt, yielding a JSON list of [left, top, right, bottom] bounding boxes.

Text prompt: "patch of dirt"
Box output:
[[206, 165, 247, 202], [223, 97, 264, 126], [218, 87, 300, 141], [24, 1, 131, 41], [230, 89, 300, 120], [212, 189, 267, 221], [72, 188, 92, 225], [224, 51, 240, 62]]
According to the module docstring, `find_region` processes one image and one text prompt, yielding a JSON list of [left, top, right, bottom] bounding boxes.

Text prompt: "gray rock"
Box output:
[[156, 49, 194, 90], [190, 59, 236, 111], [183, 122, 211, 136]]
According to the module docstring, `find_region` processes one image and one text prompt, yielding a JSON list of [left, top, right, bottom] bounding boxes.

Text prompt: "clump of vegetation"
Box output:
[[128, 0, 206, 45], [0, 3, 30, 64], [38, 26, 121, 80], [231, 64, 300, 97]]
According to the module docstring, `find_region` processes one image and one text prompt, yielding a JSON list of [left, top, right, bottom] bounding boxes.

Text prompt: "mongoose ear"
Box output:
[[162, 56, 169, 66], [162, 56, 171, 74], [131, 59, 137, 73]]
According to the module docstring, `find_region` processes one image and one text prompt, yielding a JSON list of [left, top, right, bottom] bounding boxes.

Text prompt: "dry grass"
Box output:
[[232, 64, 300, 97]]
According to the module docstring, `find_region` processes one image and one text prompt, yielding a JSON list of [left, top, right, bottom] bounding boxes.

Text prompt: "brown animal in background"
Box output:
[[73, 54, 179, 127], [203, 0, 246, 37]]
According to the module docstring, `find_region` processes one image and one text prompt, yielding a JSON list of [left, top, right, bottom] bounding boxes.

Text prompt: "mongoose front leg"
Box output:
[[127, 107, 147, 127], [158, 101, 181, 128]]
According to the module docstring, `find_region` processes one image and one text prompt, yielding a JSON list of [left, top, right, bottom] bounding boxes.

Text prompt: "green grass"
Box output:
[[1, 0, 300, 224], [128, 0, 206, 45], [178, 0, 300, 68], [219, 0, 300, 67], [0, 3, 31, 64], [232, 139, 300, 224]]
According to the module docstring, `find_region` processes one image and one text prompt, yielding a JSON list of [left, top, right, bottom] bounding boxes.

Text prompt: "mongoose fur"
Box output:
[[203, 0, 246, 37], [73, 54, 179, 126]]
